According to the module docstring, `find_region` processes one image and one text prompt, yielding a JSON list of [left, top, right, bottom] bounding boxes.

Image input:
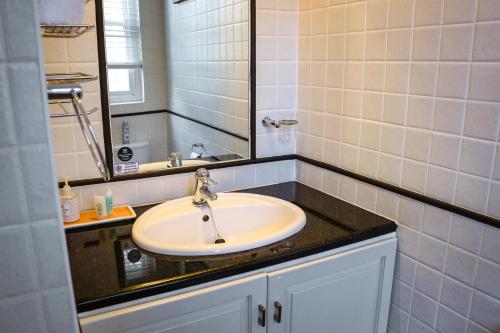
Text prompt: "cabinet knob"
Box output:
[[273, 301, 282, 323], [258, 304, 266, 327]]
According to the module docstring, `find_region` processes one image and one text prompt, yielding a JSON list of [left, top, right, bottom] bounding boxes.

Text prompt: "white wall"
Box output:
[[165, 0, 251, 158], [295, 0, 500, 219], [0, 0, 79, 332], [293, 0, 500, 331]]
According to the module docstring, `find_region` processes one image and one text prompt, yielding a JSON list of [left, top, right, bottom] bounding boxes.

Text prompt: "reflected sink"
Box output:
[[132, 193, 306, 256]]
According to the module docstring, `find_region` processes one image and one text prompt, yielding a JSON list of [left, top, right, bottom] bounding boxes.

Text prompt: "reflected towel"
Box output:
[[39, 0, 85, 25]]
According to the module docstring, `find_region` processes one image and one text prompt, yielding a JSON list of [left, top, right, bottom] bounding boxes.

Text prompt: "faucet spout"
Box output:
[[192, 168, 218, 207]]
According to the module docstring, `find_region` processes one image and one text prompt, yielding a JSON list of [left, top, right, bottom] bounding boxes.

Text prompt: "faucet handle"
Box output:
[[194, 168, 210, 179]]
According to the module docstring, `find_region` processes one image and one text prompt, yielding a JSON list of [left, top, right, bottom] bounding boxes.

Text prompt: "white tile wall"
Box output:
[[296, 160, 500, 333], [295, 0, 500, 219], [165, 0, 251, 158], [255, 0, 298, 157], [42, 0, 104, 182], [0, 0, 79, 331]]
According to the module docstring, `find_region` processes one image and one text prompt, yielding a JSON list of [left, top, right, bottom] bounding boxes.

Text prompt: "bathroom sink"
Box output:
[[132, 193, 306, 256]]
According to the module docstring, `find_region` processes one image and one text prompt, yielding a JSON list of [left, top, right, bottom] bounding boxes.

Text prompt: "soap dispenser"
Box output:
[[60, 177, 80, 223]]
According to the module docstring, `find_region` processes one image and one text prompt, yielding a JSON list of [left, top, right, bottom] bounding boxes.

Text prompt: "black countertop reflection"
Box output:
[[65, 182, 397, 312]]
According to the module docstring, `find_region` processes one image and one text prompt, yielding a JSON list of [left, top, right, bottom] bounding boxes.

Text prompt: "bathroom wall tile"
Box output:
[[385, 62, 410, 94], [445, 245, 478, 285], [383, 94, 407, 125], [388, 0, 414, 28], [436, 63, 469, 99], [468, 63, 500, 103], [345, 2, 366, 32], [477, 0, 500, 21], [31, 219, 70, 290], [404, 128, 430, 162], [401, 159, 428, 193], [358, 149, 380, 178], [378, 154, 403, 185], [426, 165, 457, 202], [19, 144, 58, 220], [397, 225, 420, 259], [42, 287, 77, 333], [421, 205, 451, 242], [365, 31, 387, 60], [7, 63, 48, 145], [492, 147, 500, 181], [395, 252, 417, 285], [449, 215, 483, 254], [0, 147, 29, 226], [0, 65, 17, 147], [0, 293, 47, 333], [0, 225, 38, 299], [398, 197, 424, 230], [408, 317, 434, 333], [429, 133, 460, 170], [474, 259, 500, 299], [0, 0, 38, 61], [442, 0, 476, 24], [440, 277, 473, 316], [469, 292, 500, 332], [363, 63, 386, 92], [414, 264, 442, 300], [360, 122, 381, 150], [376, 189, 400, 220], [380, 125, 405, 156], [487, 181, 500, 218], [436, 306, 467, 333], [480, 225, 500, 265], [412, 27, 441, 61], [387, 29, 412, 60], [418, 234, 447, 270], [454, 173, 489, 213], [388, 304, 410, 333], [433, 98, 465, 135], [414, 0, 443, 26], [391, 279, 413, 311], [440, 24, 474, 61], [472, 22, 500, 61], [411, 290, 438, 327], [467, 321, 491, 333], [459, 138, 495, 178], [366, 0, 388, 30], [137, 178, 166, 204], [463, 101, 499, 141], [362, 91, 384, 120], [407, 96, 434, 130], [410, 63, 438, 96], [356, 182, 377, 211]]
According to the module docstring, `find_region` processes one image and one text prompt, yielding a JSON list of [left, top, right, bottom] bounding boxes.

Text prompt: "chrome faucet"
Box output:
[[168, 152, 182, 167], [192, 168, 218, 207]]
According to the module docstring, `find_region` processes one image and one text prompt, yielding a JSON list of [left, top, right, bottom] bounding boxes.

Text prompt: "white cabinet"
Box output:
[[80, 274, 268, 333], [80, 236, 396, 333], [267, 239, 395, 333]]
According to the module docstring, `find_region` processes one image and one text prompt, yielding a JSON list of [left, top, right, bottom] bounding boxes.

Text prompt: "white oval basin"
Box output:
[[132, 193, 306, 256]]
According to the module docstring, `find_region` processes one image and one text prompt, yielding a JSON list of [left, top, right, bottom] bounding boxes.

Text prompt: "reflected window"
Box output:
[[104, 0, 144, 104]]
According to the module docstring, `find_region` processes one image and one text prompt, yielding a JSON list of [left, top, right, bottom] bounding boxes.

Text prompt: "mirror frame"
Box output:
[[64, 0, 258, 187]]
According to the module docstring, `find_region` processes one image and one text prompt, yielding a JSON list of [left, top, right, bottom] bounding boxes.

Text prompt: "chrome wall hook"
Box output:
[[262, 116, 298, 128]]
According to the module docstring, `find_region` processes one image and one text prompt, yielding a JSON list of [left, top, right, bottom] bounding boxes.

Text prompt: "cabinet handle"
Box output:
[[258, 304, 266, 327], [273, 301, 282, 323]]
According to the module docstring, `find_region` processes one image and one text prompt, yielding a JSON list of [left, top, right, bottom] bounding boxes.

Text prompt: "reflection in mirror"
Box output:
[[102, 0, 250, 175]]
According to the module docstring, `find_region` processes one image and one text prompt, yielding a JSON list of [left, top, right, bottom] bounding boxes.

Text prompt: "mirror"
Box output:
[[101, 0, 251, 175]]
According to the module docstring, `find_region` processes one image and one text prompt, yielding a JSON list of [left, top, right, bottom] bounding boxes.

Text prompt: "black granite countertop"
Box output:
[[65, 182, 397, 313]]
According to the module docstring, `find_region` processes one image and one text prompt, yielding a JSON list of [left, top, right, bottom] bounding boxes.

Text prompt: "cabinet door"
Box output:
[[80, 274, 267, 333], [267, 239, 396, 333]]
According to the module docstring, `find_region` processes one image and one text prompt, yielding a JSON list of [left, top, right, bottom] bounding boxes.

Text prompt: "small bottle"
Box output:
[[94, 195, 107, 220], [105, 186, 113, 217], [60, 177, 80, 223], [122, 121, 130, 144]]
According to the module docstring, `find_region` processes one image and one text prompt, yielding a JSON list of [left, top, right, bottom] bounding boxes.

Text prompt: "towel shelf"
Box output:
[[49, 105, 99, 119], [41, 24, 94, 38], [46, 72, 97, 85]]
